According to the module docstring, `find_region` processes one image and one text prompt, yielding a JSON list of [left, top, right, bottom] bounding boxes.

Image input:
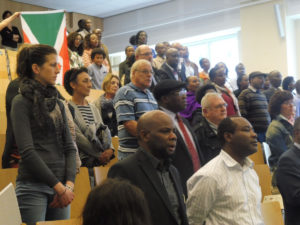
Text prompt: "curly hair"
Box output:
[[67, 32, 82, 52], [268, 90, 293, 120], [63, 67, 88, 95]]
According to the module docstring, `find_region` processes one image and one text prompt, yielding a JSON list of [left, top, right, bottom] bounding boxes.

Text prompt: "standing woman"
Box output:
[[63, 68, 114, 182], [94, 73, 120, 137], [82, 33, 99, 67], [209, 66, 240, 116], [11, 44, 76, 225], [67, 32, 84, 68]]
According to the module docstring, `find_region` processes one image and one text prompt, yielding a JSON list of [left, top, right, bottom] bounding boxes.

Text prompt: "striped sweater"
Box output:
[[238, 88, 271, 132]]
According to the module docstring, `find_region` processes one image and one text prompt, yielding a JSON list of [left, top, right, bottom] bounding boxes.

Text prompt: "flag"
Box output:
[[20, 10, 69, 84]]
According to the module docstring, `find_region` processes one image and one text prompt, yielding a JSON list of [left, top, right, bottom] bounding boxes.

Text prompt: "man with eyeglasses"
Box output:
[[135, 44, 160, 90], [114, 59, 158, 160], [193, 92, 227, 165], [153, 79, 204, 196], [158, 48, 187, 82]]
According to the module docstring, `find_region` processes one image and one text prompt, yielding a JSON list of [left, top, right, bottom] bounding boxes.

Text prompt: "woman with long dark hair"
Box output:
[[11, 44, 76, 225]]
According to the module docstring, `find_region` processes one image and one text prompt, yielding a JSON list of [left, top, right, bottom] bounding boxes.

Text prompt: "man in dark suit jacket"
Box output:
[[153, 79, 204, 196], [276, 117, 300, 225], [158, 48, 187, 82], [108, 110, 189, 225]]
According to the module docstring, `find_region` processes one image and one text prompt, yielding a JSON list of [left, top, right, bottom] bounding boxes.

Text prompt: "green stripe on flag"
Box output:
[[22, 12, 64, 46]]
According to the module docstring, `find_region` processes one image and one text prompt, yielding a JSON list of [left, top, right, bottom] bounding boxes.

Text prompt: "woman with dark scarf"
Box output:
[[10, 44, 76, 225]]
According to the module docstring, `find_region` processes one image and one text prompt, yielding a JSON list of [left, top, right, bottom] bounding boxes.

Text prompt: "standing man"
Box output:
[[158, 48, 187, 82], [118, 46, 135, 80], [108, 110, 189, 225], [114, 59, 158, 160], [193, 93, 227, 165], [187, 117, 264, 225], [277, 117, 300, 225], [135, 44, 160, 88], [198, 58, 210, 83], [238, 71, 271, 142], [263, 70, 282, 102], [153, 42, 166, 70], [77, 19, 91, 38], [153, 79, 203, 195]]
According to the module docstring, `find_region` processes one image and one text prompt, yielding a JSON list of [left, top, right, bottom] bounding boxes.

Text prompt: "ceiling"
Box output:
[[13, 0, 171, 18]]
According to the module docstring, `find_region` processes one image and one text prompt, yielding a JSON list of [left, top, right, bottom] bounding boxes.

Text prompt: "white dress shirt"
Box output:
[[187, 150, 264, 225]]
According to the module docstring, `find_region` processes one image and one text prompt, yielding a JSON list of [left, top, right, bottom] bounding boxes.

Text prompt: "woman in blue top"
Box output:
[[11, 44, 77, 225]]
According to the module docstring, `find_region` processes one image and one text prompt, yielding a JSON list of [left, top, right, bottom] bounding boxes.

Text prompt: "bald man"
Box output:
[[158, 48, 187, 82], [108, 110, 189, 225]]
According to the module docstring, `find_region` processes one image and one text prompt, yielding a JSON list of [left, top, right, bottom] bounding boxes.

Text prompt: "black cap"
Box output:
[[249, 71, 268, 80], [153, 79, 186, 100]]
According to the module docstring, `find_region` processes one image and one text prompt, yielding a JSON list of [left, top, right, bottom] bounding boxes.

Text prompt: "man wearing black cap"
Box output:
[[153, 79, 204, 196], [238, 71, 271, 142]]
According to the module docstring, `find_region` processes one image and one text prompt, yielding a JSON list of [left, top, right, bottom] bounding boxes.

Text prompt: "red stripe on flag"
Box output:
[[22, 30, 31, 43], [59, 27, 70, 85]]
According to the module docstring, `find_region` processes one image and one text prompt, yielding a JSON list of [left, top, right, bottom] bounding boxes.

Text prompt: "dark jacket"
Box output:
[[276, 145, 300, 225], [157, 62, 187, 82], [193, 116, 222, 165], [108, 149, 189, 225], [2, 79, 20, 168]]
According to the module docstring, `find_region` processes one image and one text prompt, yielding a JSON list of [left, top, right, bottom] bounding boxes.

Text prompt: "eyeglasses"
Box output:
[[136, 70, 154, 75], [211, 103, 228, 109]]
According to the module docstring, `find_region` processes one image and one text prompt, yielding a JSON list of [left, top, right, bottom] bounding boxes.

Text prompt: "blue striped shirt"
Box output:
[[114, 83, 158, 153]]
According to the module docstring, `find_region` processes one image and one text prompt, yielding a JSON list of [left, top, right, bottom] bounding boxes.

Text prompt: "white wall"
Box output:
[[102, 0, 243, 53]]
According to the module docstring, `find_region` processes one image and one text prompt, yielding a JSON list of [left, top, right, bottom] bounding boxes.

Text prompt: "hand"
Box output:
[[49, 194, 63, 208], [99, 149, 113, 164], [13, 34, 19, 42], [58, 189, 75, 207]]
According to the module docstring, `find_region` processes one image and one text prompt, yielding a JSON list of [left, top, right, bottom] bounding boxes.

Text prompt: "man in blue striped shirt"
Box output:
[[114, 59, 158, 160]]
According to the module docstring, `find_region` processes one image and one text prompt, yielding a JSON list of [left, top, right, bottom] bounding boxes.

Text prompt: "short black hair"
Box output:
[[208, 67, 218, 81], [236, 74, 248, 89], [91, 48, 106, 60], [2, 10, 12, 19], [217, 117, 238, 146], [195, 83, 217, 103], [63, 67, 88, 95], [199, 58, 206, 67], [282, 76, 294, 90]]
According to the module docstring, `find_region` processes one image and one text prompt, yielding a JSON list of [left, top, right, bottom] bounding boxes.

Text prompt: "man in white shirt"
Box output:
[[187, 117, 264, 225]]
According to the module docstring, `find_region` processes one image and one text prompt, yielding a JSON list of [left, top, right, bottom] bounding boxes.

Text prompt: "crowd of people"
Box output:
[[2, 11, 300, 225]]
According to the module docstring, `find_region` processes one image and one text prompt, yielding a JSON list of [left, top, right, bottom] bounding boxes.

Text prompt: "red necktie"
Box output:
[[176, 114, 200, 171]]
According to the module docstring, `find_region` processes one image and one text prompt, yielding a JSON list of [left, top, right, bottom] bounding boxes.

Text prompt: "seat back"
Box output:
[[0, 183, 22, 225], [0, 49, 9, 79], [93, 166, 109, 186], [70, 167, 91, 218], [262, 142, 271, 167], [261, 201, 284, 225], [253, 164, 272, 199], [36, 218, 82, 225], [6, 50, 18, 80], [249, 142, 265, 164], [0, 168, 18, 190]]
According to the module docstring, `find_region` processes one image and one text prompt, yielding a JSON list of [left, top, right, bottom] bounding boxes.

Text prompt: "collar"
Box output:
[[249, 85, 258, 92], [166, 63, 176, 72], [140, 147, 171, 171], [160, 106, 176, 121], [205, 118, 218, 134], [128, 82, 148, 93], [294, 143, 300, 150], [220, 150, 253, 170], [279, 114, 289, 122]]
